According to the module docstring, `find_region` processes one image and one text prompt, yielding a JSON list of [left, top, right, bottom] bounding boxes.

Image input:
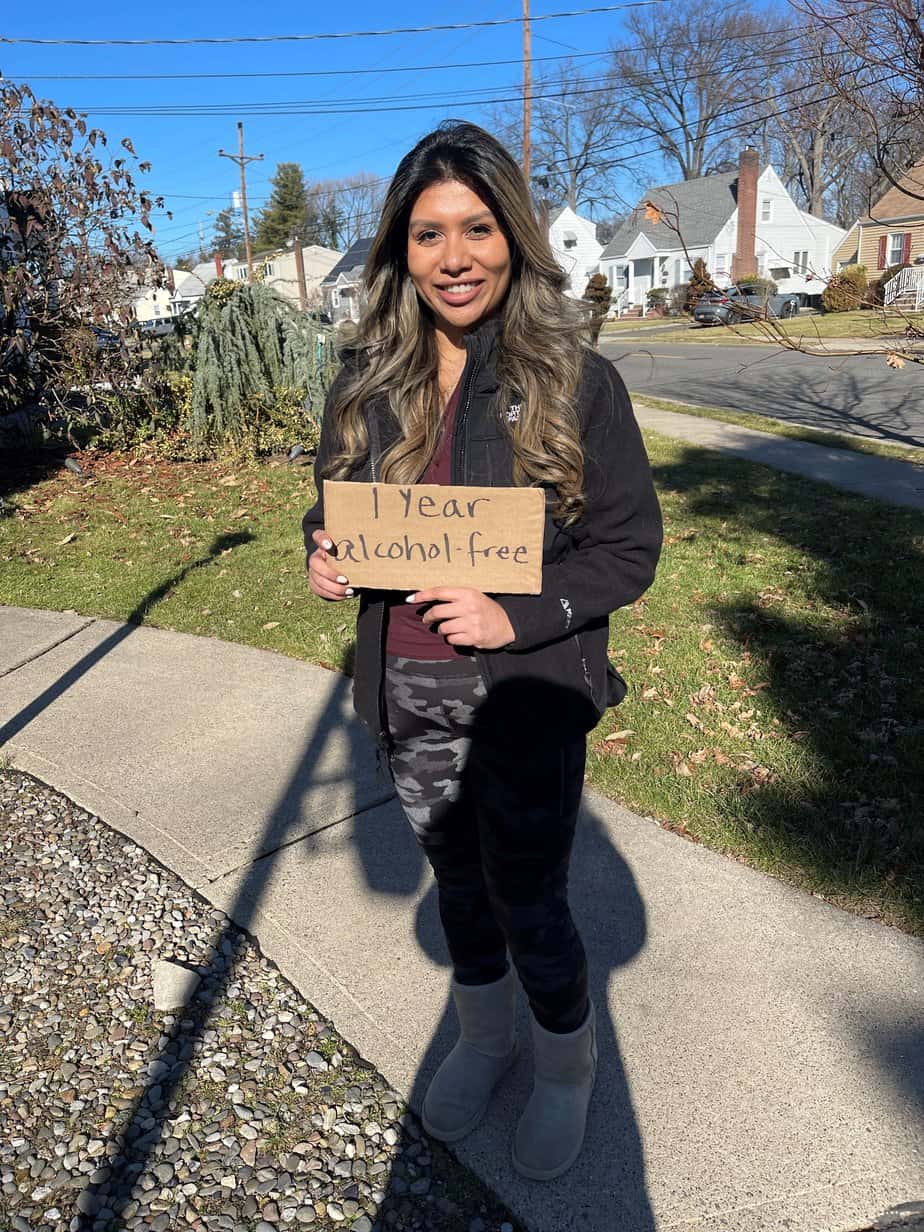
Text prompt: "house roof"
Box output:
[[600, 170, 740, 259], [863, 158, 924, 222], [321, 235, 375, 285]]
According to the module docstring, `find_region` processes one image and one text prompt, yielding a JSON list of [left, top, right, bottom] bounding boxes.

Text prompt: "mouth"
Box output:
[[434, 281, 484, 307]]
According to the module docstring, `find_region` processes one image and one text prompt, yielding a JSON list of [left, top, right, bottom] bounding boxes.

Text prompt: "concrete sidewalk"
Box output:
[[1, 605, 921, 1232], [634, 402, 924, 509]]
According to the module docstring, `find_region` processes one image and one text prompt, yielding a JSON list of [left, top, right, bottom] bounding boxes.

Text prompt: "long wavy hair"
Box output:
[[323, 121, 591, 523]]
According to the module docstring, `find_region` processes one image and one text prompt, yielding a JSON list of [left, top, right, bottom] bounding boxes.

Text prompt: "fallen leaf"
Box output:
[[56, 532, 77, 545], [641, 686, 659, 700], [262, 621, 280, 630], [685, 712, 706, 731], [886, 352, 906, 369], [604, 729, 635, 743]]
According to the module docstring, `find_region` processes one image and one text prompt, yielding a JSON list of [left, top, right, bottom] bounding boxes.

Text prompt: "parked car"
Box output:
[[693, 284, 801, 326]]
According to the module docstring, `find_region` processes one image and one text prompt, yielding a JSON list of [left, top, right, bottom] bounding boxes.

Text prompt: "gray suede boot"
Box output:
[[421, 968, 518, 1143], [512, 1001, 597, 1180]]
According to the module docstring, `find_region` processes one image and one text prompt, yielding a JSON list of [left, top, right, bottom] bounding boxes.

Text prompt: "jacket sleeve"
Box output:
[[495, 356, 662, 651]]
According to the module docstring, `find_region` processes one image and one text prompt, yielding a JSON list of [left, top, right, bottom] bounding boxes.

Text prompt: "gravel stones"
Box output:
[[0, 768, 523, 1232]]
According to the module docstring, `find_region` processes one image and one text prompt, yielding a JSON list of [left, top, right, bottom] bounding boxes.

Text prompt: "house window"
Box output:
[[237, 267, 248, 281], [715, 253, 729, 274], [562, 230, 578, 249], [760, 199, 772, 222], [888, 233, 907, 266], [793, 251, 809, 273], [264, 262, 275, 277]]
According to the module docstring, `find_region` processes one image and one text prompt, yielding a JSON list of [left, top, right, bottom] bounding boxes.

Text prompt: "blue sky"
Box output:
[[3, 1, 649, 262]]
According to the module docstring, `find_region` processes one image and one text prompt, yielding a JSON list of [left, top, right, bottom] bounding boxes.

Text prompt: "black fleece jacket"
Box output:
[[302, 320, 662, 746]]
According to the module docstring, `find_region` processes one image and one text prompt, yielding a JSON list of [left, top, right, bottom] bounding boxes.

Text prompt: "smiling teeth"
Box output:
[[444, 284, 477, 293]]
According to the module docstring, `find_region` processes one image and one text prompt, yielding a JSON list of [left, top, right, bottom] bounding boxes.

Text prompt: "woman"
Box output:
[[304, 121, 661, 1180]]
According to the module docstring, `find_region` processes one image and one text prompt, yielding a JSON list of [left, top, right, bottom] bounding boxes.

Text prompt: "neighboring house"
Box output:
[[170, 260, 221, 315], [319, 236, 375, 323], [599, 150, 847, 313], [132, 276, 175, 326], [832, 159, 924, 310], [224, 243, 342, 307], [548, 206, 603, 298]]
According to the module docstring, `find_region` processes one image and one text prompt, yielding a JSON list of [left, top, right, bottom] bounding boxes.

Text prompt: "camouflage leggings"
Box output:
[[385, 655, 589, 1034]]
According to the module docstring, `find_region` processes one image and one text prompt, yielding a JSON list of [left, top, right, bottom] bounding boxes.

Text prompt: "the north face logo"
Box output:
[[506, 402, 522, 423]]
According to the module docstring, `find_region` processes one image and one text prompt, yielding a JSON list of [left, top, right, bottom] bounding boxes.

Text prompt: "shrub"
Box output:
[[669, 284, 690, 316], [581, 273, 612, 343], [735, 274, 779, 299], [646, 287, 668, 311], [684, 258, 715, 314], [822, 268, 867, 313], [186, 280, 337, 455]]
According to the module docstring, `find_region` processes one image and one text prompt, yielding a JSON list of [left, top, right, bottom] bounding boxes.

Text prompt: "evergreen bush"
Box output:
[[581, 273, 612, 343], [187, 280, 337, 456], [684, 258, 715, 314], [822, 268, 867, 313]]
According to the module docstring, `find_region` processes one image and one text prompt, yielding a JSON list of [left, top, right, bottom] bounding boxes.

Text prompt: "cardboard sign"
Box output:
[[323, 480, 544, 594]]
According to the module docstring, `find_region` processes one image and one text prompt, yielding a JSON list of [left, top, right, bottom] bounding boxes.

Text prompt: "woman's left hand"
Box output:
[[409, 588, 515, 649]]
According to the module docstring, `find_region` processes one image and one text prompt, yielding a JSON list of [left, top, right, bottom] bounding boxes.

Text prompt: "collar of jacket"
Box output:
[[462, 314, 502, 396]]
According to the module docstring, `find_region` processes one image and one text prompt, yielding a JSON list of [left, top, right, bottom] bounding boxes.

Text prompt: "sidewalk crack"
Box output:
[[206, 791, 397, 884], [0, 616, 97, 679]]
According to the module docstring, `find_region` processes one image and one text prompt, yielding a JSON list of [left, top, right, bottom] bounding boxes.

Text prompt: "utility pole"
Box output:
[[292, 234, 308, 311], [219, 122, 263, 283], [522, 0, 532, 183]]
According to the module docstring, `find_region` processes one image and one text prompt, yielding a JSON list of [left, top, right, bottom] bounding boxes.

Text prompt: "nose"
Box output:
[[440, 231, 473, 274]]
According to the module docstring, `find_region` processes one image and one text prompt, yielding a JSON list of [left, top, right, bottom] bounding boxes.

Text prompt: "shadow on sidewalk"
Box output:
[[0, 531, 252, 747], [348, 675, 655, 1232]]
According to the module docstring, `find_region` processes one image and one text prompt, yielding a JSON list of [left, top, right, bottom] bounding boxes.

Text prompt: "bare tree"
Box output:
[[310, 173, 386, 250], [796, 0, 924, 202], [611, 0, 778, 181], [491, 61, 628, 213]]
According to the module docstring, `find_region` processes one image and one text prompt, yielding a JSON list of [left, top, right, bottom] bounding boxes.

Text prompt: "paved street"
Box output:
[[600, 336, 924, 447]]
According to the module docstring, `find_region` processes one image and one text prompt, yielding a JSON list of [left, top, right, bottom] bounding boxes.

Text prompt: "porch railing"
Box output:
[[883, 265, 924, 311]]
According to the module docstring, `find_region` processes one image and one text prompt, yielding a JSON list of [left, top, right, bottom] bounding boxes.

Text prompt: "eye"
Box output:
[[469, 223, 493, 237], [414, 228, 440, 244]]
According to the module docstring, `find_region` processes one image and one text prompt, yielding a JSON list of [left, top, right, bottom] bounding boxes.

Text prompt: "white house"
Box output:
[[548, 206, 603, 298], [224, 243, 342, 307], [132, 279, 175, 326], [599, 151, 847, 313]]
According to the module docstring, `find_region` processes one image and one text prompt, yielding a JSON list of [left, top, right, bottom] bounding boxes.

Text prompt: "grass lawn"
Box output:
[[646, 309, 924, 345], [632, 394, 924, 467], [2, 442, 922, 933]]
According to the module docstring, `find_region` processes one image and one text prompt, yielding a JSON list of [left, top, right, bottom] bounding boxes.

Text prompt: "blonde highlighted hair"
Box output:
[[323, 121, 591, 523]]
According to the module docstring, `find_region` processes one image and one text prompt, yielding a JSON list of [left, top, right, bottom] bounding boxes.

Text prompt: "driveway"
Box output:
[[599, 337, 924, 447]]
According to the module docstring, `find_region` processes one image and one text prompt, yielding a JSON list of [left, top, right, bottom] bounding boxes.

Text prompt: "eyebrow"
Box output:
[[409, 210, 495, 228]]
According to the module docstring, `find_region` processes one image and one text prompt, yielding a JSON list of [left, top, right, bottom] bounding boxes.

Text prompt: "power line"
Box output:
[[0, 3, 670, 47]]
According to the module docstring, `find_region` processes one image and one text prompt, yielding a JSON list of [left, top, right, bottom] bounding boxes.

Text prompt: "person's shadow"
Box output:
[[350, 674, 655, 1231]]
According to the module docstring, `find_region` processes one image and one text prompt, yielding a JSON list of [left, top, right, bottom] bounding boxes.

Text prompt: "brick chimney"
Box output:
[[732, 148, 759, 280], [214, 253, 224, 279]]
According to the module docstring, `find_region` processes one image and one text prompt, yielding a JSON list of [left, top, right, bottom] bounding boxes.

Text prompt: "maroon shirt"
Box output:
[[385, 379, 467, 660]]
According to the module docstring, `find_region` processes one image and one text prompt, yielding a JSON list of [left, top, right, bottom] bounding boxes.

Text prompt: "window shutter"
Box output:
[[903, 232, 912, 264], [878, 235, 888, 268]]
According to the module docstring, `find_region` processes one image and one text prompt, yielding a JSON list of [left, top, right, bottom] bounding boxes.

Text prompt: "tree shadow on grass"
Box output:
[[649, 443, 924, 1122]]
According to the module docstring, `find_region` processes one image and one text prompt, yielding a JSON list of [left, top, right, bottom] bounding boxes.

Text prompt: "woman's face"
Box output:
[[406, 178, 512, 344]]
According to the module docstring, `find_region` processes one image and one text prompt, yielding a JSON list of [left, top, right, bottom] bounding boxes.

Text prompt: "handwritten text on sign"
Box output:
[[323, 480, 544, 594]]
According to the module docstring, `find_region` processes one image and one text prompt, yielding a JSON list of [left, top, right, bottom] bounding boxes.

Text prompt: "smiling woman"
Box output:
[[301, 121, 662, 1183]]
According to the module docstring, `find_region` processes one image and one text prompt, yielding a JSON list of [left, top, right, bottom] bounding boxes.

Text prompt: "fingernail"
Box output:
[[405, 593, 417, 603], [322, 539, 333, 550], [336, 575, 348, 584], [345, 587, 354, 597]]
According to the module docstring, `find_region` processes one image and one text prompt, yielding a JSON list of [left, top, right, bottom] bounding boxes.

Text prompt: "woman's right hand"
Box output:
[[307, 528, 355, 601]]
